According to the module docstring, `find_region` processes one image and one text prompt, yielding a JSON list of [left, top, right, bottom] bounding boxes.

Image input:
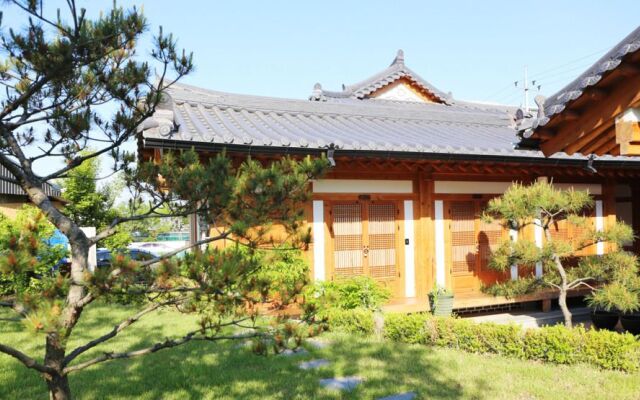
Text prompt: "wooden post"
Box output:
[[602, 181, 617, 252], [417, 174, 434, 297], [631, 182, 640, 254], [541, 299, 552, 312]]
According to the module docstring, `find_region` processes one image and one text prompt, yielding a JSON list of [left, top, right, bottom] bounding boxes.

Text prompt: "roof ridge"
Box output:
[[310, 50, 452, 104]]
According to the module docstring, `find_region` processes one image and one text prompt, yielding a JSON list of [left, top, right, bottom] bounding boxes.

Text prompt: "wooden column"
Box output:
[[631, 182, 640, 254], [416, 174, 434, 298], [602, 181, 617, 253]]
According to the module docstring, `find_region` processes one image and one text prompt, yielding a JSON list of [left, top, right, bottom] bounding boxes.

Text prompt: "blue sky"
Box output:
[[4, 1, 638, 106], [130, 0, 639, 105], [2, 1, 639, 179]]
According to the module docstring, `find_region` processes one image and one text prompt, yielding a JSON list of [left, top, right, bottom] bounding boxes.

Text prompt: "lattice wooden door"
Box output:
[[447, 199, 507, 294], [329, 201, 402, 295], [478, 201, 504, 269], [332, 203, 364, 277], [368, 203, 397, 279], [449, 201, 476, 276]]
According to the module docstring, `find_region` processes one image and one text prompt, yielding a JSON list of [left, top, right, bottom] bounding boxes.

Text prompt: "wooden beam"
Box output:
[[616, 113, 640, 155], [559, 110, 581, 121], [618, 63, 640, 77], [580, 125, 616, 154], [564, 119, 615, 155], [584, 87, 608, 101]]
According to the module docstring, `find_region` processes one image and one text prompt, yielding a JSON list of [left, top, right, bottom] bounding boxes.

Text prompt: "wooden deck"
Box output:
[[382, 287, 592, 314]]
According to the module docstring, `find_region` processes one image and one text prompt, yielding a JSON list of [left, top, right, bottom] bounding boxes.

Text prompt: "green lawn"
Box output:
[[1, 304, 639, 399]]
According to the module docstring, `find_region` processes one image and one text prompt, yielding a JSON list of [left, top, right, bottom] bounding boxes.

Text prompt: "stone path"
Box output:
[[293, 337, 417, 398], [279, 348, 308, 356], [298, 359, 330, 370], [319, 376, 363, 391], [377, 392, 417, 400]]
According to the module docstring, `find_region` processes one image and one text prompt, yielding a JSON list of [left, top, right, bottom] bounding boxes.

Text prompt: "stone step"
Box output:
[[298, 359, 330, 370], [378, 392, 417, 400], [319, 376, 363, 391]]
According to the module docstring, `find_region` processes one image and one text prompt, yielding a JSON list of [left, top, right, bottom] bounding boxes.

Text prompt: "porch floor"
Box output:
[[382, 288, 591, 314], [465, 306, 591, 328]]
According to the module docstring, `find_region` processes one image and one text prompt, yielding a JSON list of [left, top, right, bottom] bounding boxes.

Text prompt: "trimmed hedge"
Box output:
[[383, 313, 640, 372], [323, 308, 375, 335]]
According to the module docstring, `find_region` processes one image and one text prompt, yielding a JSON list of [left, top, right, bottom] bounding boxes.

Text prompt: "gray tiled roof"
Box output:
[[537, 25, 640, 127], [0, 164, 62, 199], [141, 82, 640, 164], [309, 50, 452, 104]]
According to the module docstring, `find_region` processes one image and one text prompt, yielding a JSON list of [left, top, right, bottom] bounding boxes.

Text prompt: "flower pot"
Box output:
[[429, 293, 454, 317], [620, 314, 640, 335], [590, 310, 619, 331]]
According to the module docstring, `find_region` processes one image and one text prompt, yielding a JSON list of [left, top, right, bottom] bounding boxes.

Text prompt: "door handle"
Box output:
[[363, 245, 369, 257]]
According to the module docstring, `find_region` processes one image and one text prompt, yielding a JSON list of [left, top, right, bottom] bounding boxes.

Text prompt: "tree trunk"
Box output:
[[543, 226, 573, 328], [558, 286, 572, 328], [47, 374, 72, 400], [44, 334, 72, 400]]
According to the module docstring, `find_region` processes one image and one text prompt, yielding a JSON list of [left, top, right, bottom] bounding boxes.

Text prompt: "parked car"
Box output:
[[96, 248, 158, 269]]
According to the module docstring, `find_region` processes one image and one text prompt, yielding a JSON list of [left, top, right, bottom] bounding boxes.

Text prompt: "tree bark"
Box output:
[[44, 334, 72, 400], [558, 286, 572, 328], [46, 374, 71, 400], [544, 226, 573, 328]]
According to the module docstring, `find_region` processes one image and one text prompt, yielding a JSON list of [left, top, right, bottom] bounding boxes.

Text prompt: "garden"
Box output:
[[2, 301, 640, 400]]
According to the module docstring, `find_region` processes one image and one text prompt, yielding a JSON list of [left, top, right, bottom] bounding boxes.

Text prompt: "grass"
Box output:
[[1, 303, 639, 399]]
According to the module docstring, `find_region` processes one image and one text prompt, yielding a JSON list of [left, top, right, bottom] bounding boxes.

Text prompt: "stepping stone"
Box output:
[[377, 392, 417, 400], [306, 338, 331, 349], [232, 340, 252, 349], [279, 348, 308, 356], [298, 359, 330, 370], [319, 376, 363, 391]]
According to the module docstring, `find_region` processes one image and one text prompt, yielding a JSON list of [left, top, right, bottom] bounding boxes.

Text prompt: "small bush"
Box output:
[[383, 312, 640, 372], [384, 313, 429, 344], [581, 328, 640, 371], [523, 325, 581, 364], [323, 308, 375, 335], [307, 276, 391, 311]]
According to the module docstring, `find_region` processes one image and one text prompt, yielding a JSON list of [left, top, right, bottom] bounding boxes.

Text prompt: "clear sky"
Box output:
[[2, 1, 639, 179], [129, 0, 639, 106]]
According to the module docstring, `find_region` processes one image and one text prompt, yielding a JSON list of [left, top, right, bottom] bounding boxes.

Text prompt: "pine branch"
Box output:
[[62, 331, 263, 374], [0, 343, 56, 375], [63, 299, 182, 366]]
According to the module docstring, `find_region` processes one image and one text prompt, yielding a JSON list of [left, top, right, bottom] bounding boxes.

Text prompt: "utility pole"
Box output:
[[523, 65, 530, 113]]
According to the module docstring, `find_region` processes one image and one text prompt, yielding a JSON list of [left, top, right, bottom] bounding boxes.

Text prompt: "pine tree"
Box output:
[[0, 2, 328, 399], [483, 181, 637, 328]]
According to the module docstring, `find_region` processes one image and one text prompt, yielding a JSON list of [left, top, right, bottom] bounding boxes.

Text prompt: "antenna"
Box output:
[[524, 65, 530, 113]]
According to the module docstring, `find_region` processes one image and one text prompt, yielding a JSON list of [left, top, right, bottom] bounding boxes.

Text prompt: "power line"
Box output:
[[527, 46, 610, 79], [483, 46, 611, 105]]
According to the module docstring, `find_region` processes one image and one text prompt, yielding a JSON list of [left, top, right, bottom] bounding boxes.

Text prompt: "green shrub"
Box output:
[[253, 249, 309, 303], [581, 328, 640, 371], [382, 312, 640, 372], [523, 325, 581, 364], [384, 313, 429, 344], [323, 308, 375, 335], [307, 276, 391, 311]]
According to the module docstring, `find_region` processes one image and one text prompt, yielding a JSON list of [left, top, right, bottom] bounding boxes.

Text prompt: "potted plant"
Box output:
[[587, 280, 640, 333], [429, 285, 454, 317], [586, 297, 620, 331]]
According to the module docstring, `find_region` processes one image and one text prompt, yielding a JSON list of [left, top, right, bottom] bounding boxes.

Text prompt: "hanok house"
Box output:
[[139, 47, 640, 312]]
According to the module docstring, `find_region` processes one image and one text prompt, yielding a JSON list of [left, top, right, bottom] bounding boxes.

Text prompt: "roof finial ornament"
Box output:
[[309, 82, 324, 101], [392, 49, 404, 66]]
